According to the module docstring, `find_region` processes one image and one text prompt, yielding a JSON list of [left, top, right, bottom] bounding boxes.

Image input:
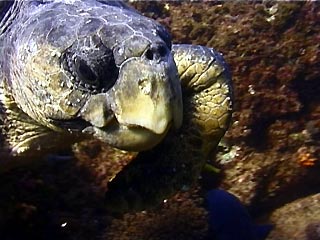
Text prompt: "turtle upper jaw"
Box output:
[[80, 92, 176, 151], [80, 93, 176, 151], [82, 105, 173, 152]]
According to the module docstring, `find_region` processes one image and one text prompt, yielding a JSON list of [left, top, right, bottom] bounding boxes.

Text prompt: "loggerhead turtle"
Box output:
[[0, 0, 233, 211]]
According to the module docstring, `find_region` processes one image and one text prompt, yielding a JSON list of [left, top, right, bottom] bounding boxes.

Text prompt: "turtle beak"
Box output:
[[111, 56, 182, 134], [80, 55, 182, 151]]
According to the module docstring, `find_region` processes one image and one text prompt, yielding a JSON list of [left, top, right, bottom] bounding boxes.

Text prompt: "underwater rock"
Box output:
[[267, 193, 320, 240], [105, 188, 208, 240]]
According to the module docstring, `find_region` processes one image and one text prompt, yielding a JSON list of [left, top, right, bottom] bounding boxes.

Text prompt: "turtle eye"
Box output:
[[64, 55, 100, 93], [63, 37, 119, 94], [74, 58, 100, 90], [63, 52, 119, 93], [77, 59, 97, 84]]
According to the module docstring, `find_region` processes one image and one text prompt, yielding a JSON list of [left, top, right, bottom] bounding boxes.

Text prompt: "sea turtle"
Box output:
[[0, 0, 232, 211]]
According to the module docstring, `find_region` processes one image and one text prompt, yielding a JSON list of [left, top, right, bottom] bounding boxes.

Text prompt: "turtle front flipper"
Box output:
[[105, 45, 233, 213], [172, 44, 233, 157]]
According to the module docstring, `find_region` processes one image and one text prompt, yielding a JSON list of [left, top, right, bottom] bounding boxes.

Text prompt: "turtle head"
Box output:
[[3, 1, 182, 152], [75, 35, 183, 151]]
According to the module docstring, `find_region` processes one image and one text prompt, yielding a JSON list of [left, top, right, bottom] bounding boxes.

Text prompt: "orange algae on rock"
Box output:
[[296, 146, 317, 167]]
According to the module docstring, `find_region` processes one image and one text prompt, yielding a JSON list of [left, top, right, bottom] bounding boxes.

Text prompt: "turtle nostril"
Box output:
[[158, 45, 167, 57], [145, 49, 154, 60], [144, 43, 168, 61]]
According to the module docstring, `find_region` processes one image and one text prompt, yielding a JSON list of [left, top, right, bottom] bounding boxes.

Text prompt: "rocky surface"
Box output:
[[0, 1, 319, 240], [267, 193, 320, 240]]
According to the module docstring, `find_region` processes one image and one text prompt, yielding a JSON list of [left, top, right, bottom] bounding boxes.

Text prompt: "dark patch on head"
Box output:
[[62, 35, 119, 93]]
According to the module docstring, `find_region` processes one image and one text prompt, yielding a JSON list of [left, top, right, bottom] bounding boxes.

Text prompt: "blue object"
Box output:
[[205, 189, 273, 240]]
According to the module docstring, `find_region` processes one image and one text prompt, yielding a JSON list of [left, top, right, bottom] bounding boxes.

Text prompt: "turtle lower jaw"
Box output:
[[82, 121, 171, 152]]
